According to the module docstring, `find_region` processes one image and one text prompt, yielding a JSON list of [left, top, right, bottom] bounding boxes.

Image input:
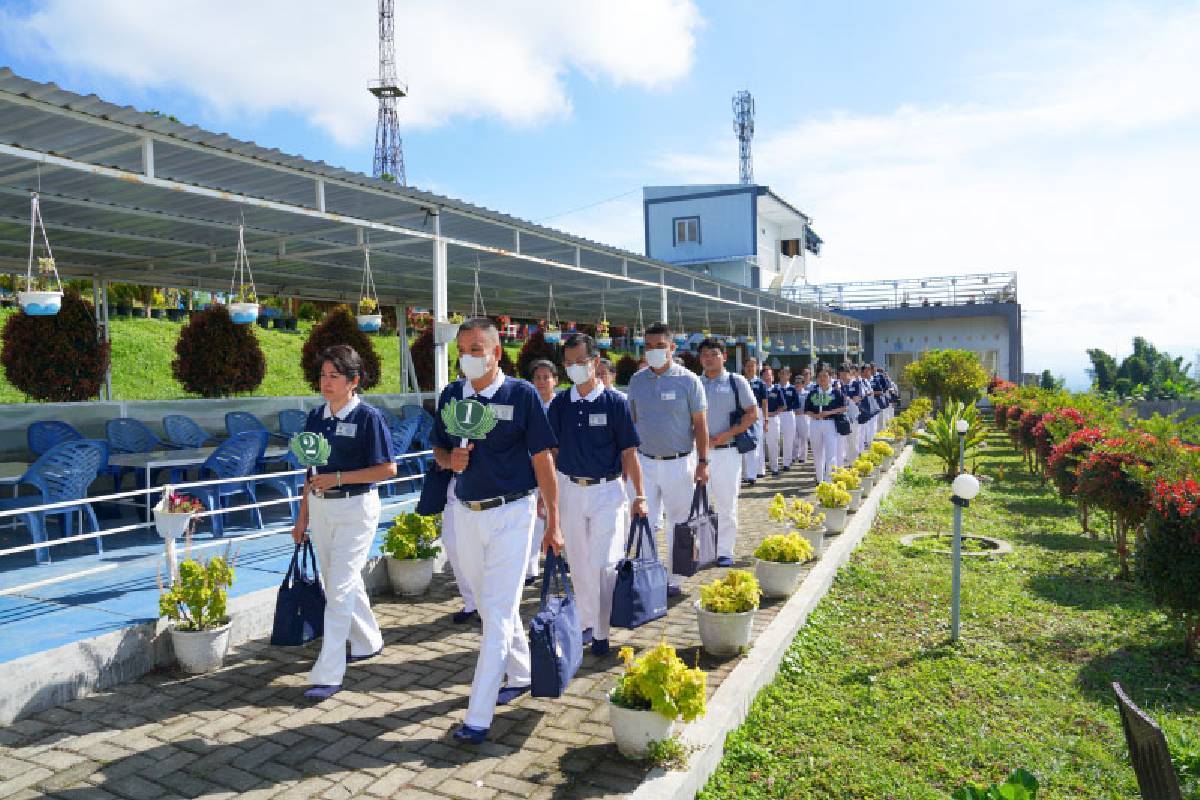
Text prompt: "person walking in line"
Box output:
[[698, 338, 758, 567], [432, 318, 562, 744], [627, 322, 709, 597], [761, 366, 784, 476], [526, 359, 560, 585], [741, 357, 767, 485], [792, 368, 812, 465], [805, 366, 848, 484], [549, 333, 645, 657], [292, 345, 396, 701], [778, 366, 799, 472]]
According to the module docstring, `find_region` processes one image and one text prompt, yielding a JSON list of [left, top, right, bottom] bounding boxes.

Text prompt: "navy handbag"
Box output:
[[415, 464, 452, 516], [856, 397, 874, 425], [610, 516, 669, 629], [728, 375, 758, 454], [529, 551, 583, 698], [270, 539, 326, 646]]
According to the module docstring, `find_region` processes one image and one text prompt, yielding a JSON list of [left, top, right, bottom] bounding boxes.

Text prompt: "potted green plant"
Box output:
[[158, 549, 236, 674], [754, 531, 815, 598], [18, 256, 64, 316], [768, 491, 826, 557], [696, 569, 762, 656], [226, 223, 259, 324], [228, 286, 259, 324], [357, 297, 382, 332], [609, 644, 707, 758], [871, 439, 895, 471], [816, 481, 851, 533], [832, 466, 864, 511], [382, 512, 441, 596], [853, 456, 877, 494]]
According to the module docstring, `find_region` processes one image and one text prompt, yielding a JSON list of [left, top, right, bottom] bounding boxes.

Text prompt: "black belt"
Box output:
[[314, 486, 372, 499], [565, 473, 621, 486], [715, 442, 739, 450], [639, 451, 691, 461], [460, 489, 534, 512]]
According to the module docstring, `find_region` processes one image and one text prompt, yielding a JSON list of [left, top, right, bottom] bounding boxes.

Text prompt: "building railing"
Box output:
[[781, 271, 1017, 310]]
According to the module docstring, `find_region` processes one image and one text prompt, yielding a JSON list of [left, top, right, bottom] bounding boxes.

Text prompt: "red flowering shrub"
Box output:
[[987, 376, 1016, 394], [1006, 405, 1024, 443], [1, 287, 111, 402], [1047, 427, 1108, 501], [993, 403, 1009, 428], [302, 307, 381, 393], [1033, 407, 1087, 464], [172, 306, 265, 397], [1018, 410, 1043, 451], [1137, 476, 1200, 656], [1076, 443, 1150, 524]]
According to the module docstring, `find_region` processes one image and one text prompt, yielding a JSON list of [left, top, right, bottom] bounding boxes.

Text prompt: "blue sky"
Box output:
[[2, 0, 1198, 387]]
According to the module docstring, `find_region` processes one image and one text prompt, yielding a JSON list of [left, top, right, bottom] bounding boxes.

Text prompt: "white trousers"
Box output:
[[706, 447, 742, 559], [793, 413, 810, 463], [741, 419, 762, 480], [842, 420, 860, 465], [810, 419, 840, 484], [528, 490, 543, 579], [558, 476, 625, 640], [440, 479, 476, 613], [763, 414, 782, 473], [778, 412, 796, 469], [639, 452, 697, 589], [307, 491, 385, 687], [458, 494, 535, 729]]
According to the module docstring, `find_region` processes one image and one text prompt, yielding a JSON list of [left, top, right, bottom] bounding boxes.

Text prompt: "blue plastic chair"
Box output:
[[384, 417, 420, 497], [277, 409, 308, 438], [105, 418, 186, 492], [401, 404, 425, 420], [410, 411, 436, 471], [192, 431, 268, 538], [0, 439, 107, 564], [258, 451, 305, 522], [225, 412, 287, 470], [162, 415, 217, 449], [27, 421, 83, 457]]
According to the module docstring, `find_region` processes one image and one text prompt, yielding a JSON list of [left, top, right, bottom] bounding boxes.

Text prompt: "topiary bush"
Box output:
[[1, 287, 111, 402], [615, 354, 640, 386], [302, 306, 381, 392], [516, 330, 558, 380], [172, 305, 266, 397], [1137, 477, 1200, 658]]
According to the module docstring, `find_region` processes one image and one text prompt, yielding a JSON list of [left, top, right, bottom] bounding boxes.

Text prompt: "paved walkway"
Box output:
[[0, 465, 821, 800]]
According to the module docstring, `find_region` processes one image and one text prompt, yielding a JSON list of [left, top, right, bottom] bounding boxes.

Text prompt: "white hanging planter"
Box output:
[[357, 314, 383, 332], [673, 333, 689, 346], [386, 556, 435, 596], [17, 290, 63, 316], [20, 197, 64, 316], [821, 505, 848, 533], [632, 333, 645, 346], [755, 558, 806, 598], [802, 525, 826, 558], [543, 327, 562, 344], [695, 601, 757, 656], [357, 245, 383, 333], [153, 509, 193, 541], [609, 694, 676, 759], [170, 622, 231, 674], [226, 221, 258, 325], [724, 335, 738, 347], [228, 302, 259, 324]]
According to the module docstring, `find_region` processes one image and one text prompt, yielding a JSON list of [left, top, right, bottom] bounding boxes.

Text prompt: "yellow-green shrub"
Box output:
[[832, 466, 862, 491], [612, 643, 707, 722], [816, 481, 851, 508], [700, 569, 762, 613], [383, 512, 441, 560], [754, 533, 815, 563]]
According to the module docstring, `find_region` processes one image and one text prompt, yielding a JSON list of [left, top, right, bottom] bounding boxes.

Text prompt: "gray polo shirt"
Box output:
[[701, 370, 756, 436], [627, 362, 707, 456]]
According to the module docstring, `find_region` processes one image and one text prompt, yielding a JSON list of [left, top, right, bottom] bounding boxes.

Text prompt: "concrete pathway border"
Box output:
[[630, 444, 914, 800]]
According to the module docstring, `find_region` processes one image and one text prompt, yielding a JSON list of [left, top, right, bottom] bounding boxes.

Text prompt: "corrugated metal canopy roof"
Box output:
[[0, 68, 859, 337]]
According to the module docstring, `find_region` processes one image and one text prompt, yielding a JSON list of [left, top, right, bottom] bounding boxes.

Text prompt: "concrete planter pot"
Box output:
[[860, 473, 876, 494], [695, 601, 757, 656], [821, 504, 849, 533], [228, 302, 259, 324], [17, 290, 63, 316], [755, 558, 806, 598], [169, 622, 231, 674], [386, 556, 435, 596], [153, 509, 193, 540], [356, 313, 382, 332], [802, 525, 826, 558], [847, 487, 864, 511], [609, 695, 675, 759]]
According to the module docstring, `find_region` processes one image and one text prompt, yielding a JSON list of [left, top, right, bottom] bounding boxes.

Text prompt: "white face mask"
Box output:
[[566, 363, 592, 385], [645, 348, 670, 369], [459, 353, 491, 381]]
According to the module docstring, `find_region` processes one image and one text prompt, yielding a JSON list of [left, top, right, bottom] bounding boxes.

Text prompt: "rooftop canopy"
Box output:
[[0, 68, 860, 387]]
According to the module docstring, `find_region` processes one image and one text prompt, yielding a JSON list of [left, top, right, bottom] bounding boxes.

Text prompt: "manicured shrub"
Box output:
[[301, 306, 381, 392], [516, 330, 557, 380], [615, 354, 640, 386], [1047, 427, 1108, 501], [172, 306, 265, 398], [1136, 476, 1200, 657], [1, 287, 110, 402], [409, 330, 435, 391], [678, 350, 702, 375]]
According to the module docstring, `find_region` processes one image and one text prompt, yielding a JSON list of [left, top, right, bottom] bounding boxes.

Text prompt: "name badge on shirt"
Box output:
[[334, 422, 357, 437], [715, 385, 731, 394], [588, 413, 607, 426], [490, 404, 514, 421], [660, 391, 676, 401]]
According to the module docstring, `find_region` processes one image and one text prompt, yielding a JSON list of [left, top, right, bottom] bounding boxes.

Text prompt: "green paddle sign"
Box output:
[[290, 431, 331, 467], [441, 398, 497, 441]]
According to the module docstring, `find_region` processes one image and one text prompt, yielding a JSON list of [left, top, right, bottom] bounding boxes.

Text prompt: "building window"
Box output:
[[979, 349, 999, 375], [780, 239, 801, 257], [673, 216, 700, 245]]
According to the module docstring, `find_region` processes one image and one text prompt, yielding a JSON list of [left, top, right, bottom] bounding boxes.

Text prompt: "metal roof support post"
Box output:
[[315, 179, 326, 212], [100, 278, 112, 401], [141, 137, 154, 179], [513, 229, 521, 254], [659, 277, 668, 324], [432, 211, 449, 393], [809, 318, 816, 367], [397, 302, 409, 394], [843, 325, 849, 362], [756, 308, 764, 359]]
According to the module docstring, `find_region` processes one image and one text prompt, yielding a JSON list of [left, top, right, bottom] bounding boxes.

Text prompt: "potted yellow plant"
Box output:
[[853, 455, 877, 494], [871, 439, 895, 471], [357, 297, 382, 332], [696, 569, 762, 655], [382, 512, 442, 596], [832, 466, 864, 511], [753, 531, 815, 598], [816, 481, 851, 533], [158, 547, 237, 674], [768, 492, 826, 557], [609, 643, 706, 758]]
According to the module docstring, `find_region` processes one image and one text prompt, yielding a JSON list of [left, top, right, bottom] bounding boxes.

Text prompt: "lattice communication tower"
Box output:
[[370, 0, 407, 184], [732, 90, 755, 185]]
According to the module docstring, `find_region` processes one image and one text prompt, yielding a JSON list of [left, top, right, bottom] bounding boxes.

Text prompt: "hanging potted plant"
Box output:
[[672, 304, 688, 346], [832, 466, 864, 511], [609, 644, 706, 759], [543, 286, 562, 344], [226, 222, 259, 324], [158, 545, 237, 674], [382, 511, 442, 596], [696, 569, 762, 656], [632, 298, 646, 347], [596, 318, 612, 349], [18, 194, 64, 316], [153, 490, 204, 541], [356, 244, 383, 332], [816, 481, 851, 533]]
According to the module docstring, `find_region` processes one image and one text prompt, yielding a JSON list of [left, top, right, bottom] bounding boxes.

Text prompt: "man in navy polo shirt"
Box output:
[[762, 366, 785, 476], [431, 318, 561, 745], [741, 357, 767, 485], [549, 333, 645, 657]]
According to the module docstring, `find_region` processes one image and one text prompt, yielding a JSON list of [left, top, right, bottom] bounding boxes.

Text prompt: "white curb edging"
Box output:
[[630, 445, 914, 800]]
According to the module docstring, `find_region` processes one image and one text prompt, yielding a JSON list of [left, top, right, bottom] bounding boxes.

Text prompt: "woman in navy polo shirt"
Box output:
[[804, 366, 848, 484], [291, 345, 396, 701]]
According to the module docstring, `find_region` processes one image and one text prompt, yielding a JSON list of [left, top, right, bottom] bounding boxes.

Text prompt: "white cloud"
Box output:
[[0, 0, 700, 146], [654, 4, 1200, 387]]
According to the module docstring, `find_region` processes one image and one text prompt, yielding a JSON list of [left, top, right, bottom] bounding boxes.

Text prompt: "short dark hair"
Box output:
[[319, 345, 367, 394], [837, 363, 851, 373], [563, 332, 597, 357], [529, 359, 558, 379], [645, 322, 672, 338], [698, 337, 724, 354]]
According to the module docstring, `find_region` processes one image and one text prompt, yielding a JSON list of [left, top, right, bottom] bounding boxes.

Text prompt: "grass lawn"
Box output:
[[701, 429, 1200, 799]]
